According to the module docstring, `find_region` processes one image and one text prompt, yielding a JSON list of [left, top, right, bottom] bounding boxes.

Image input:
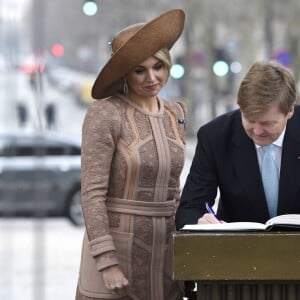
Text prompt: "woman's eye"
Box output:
[[154, 63, 163, 70], [134, 68, 144, 74]]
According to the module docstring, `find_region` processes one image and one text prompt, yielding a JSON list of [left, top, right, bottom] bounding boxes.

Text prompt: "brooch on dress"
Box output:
[[178, 118, 187, 125]]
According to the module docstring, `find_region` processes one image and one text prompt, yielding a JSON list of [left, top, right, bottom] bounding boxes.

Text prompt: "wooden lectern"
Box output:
[[173, 232, 300, 300]]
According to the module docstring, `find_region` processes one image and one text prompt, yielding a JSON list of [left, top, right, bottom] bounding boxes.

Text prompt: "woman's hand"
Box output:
[[102, 265, 129, 295]]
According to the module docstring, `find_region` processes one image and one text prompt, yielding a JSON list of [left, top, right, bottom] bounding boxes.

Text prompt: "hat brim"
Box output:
[[91, 9, 185, 99]]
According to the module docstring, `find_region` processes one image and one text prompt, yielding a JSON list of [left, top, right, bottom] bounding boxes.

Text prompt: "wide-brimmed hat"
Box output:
[[91, 9, 185, 99]]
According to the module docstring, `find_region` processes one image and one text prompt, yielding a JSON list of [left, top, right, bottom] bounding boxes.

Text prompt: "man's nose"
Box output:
[[252, 125, 264, 135]]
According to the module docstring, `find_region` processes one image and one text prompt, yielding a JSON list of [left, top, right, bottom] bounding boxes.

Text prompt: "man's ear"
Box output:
[[287, 106, 294, 120]]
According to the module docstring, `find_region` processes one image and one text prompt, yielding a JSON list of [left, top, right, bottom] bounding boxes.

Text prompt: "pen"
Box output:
[[205, 202, 218, 219]]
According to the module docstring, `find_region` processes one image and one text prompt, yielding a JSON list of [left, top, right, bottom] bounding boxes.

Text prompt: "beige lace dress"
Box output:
[[76, 94, 187, 300]]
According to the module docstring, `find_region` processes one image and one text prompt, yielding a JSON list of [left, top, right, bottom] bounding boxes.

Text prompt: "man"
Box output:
[[176, 60, 300, 229]]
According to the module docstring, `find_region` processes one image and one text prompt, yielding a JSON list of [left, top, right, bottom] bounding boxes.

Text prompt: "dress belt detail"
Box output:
[[106, 197, 176, 217]]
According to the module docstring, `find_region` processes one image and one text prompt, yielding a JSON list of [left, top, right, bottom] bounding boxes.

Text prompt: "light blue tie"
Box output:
[[261, 144, 279, 217]]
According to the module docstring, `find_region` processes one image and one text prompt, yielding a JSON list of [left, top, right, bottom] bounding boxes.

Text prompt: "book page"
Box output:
[[181, 222, 267, 231], [266, 214, 300, 227]]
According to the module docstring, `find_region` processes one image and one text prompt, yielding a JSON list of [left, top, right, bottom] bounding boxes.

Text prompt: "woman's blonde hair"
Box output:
[[154, 47, 172, 78]]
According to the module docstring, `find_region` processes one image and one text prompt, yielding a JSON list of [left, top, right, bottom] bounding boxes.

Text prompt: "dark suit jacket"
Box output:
[[175, 106, 300, 230]]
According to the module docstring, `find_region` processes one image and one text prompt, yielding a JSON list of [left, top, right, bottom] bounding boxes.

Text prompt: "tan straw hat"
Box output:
[[91, 9, 185, 99]]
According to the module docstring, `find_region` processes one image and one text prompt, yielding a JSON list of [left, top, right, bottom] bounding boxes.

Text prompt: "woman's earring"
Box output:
[[123, 78, 128, 94]]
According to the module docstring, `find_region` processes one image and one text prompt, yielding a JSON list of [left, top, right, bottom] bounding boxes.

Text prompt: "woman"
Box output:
[[76, 9, 186, 300]]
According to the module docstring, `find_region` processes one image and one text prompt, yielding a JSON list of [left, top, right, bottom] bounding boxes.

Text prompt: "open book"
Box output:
[[180, 214, 300, 232]]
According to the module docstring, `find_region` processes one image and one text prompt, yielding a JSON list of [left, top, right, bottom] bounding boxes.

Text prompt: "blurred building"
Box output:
[[24, 0, 300, 134]]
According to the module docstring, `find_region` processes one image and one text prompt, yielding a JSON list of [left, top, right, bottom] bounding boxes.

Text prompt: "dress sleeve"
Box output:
[[175, 100, 188, 144], [174, 100, 188, 203], [81, 98, 121, 271]]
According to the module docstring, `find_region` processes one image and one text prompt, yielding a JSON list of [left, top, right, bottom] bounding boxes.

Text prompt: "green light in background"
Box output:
[[213, 60, 229, 77], [170, 64, 185, 79], [83, 1, 98, 16]]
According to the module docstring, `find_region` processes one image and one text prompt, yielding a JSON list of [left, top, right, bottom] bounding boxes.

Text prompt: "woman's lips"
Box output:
[[144, 84, 158, 91]]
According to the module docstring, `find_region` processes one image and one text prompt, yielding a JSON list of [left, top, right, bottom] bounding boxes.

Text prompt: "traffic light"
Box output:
[[212, 48, 230, 77], [82, 0, 98, 16], [51, 43, 64, 57], [213, 60, 229, 77], [170, 56, 185, 79], [170, 64, 185, 79]]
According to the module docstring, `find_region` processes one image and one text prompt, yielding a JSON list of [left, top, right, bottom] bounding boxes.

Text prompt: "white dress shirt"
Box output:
[[255, 127, 286, 174]]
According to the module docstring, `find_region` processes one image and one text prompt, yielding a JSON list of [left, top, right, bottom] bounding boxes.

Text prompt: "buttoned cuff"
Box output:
[[88, 235, 119, 271]]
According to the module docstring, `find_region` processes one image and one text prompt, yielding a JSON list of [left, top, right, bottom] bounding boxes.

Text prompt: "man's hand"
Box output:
[[102, 265, 129, 296], [197, 213, 222, 224]]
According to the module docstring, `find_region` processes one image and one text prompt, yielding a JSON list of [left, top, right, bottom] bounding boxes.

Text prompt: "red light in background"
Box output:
[[19, 62, 45, 73], [51, 43, 64, 57]]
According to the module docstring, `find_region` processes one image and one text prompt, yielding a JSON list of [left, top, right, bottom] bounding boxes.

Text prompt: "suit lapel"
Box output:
[[278, 112, 300, 214]]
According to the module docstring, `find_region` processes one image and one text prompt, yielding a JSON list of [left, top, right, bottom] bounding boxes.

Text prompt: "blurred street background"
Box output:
[[1, 0, 300, 299]]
